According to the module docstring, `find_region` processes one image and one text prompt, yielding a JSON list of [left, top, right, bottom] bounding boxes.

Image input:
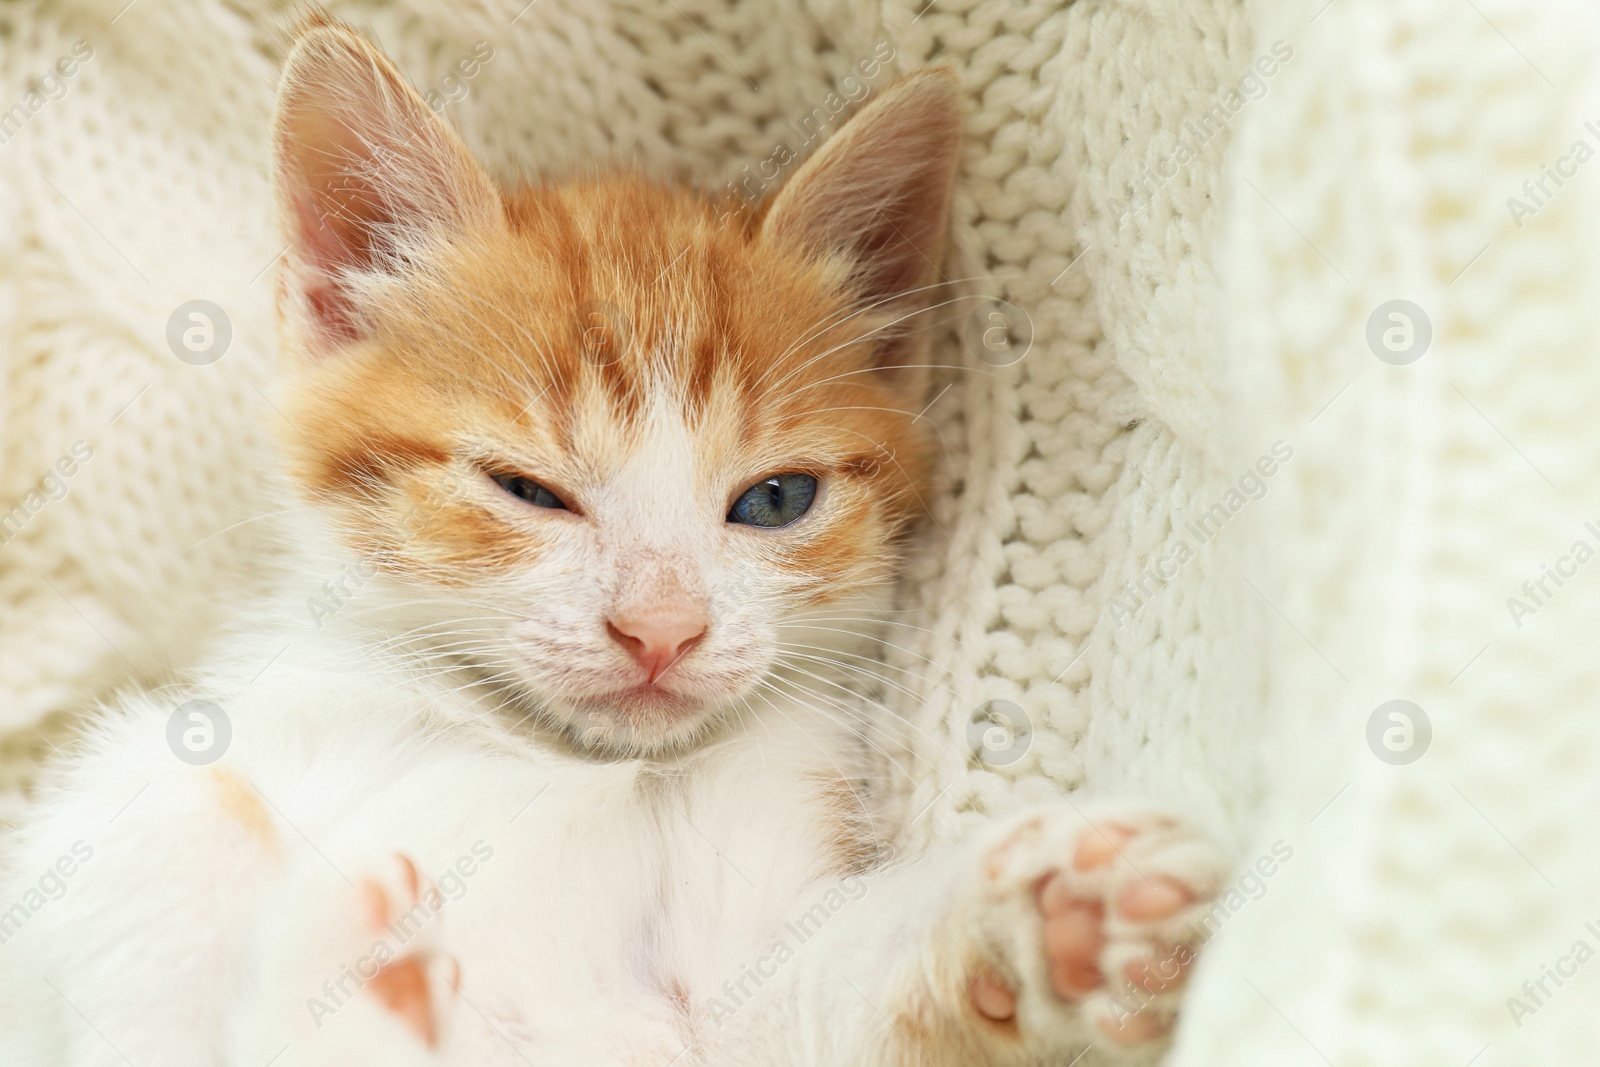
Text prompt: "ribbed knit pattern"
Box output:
[[1172, 0, 1600, 1061]]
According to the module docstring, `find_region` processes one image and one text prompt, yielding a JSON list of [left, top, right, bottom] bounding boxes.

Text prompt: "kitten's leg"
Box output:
[[223, 749, 556, 1067], [0, 702, 290, 1067], [709, 804, 1229, 1067], [0, 698, 460, 1067], [226, 848, 459, 1067]]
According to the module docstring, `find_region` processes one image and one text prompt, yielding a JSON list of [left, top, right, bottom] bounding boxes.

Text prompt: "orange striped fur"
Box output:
[[270, 17, 958, 751]]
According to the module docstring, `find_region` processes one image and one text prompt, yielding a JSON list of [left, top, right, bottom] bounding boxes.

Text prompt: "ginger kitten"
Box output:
[[0, 17, 1228, 1067]]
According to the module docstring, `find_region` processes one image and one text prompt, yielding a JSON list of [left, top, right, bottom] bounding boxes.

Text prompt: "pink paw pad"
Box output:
[[967, 816, 1212, 1049], [354, 853, 457, 1049]]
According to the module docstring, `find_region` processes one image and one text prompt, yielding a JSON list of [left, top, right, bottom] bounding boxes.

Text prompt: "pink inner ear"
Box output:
[[292, 192, 367, 346], [273, 26, 502, 357]]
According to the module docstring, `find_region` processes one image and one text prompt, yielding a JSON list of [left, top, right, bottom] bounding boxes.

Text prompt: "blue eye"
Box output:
[[728, 473, 817, 528], [492, 473, 567, 510]]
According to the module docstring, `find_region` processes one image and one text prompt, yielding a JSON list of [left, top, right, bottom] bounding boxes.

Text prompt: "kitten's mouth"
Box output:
[[561, 682, 731, 753], [577, 684, 704, 720]]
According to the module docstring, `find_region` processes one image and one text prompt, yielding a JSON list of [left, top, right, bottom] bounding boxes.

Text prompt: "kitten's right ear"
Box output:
[[272, 17, 500, 352], [759, 68, 961, 381]]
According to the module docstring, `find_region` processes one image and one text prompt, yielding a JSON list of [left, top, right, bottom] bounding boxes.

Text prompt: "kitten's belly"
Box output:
[[350, 722, 867, 1060]]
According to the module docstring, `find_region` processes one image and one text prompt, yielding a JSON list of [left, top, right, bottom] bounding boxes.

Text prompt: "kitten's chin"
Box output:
[[552, 686, 742, 757]]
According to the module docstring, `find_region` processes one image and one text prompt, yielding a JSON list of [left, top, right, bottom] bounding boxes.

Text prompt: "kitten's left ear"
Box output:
[[272, 16, 501, 353], [760, 67, 961, 377]]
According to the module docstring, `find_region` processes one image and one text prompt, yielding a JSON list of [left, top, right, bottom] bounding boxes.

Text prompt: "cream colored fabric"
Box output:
[[0, 0, 1303, 1060], [1172, 0, 1600, 1062]]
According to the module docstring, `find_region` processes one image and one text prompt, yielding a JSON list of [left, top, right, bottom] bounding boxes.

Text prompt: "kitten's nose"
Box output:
[[606, 612, 708, 684]]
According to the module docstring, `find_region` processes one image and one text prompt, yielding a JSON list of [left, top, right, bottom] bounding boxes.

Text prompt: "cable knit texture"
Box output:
[[1170, 0, 1600, 1062]]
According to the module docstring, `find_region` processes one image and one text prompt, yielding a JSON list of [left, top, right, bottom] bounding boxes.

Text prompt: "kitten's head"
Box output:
[[270, 19, 959, 755]]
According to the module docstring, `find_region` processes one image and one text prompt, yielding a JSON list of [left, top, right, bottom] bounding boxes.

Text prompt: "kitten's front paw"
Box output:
[[353, 853, 460, 1048], [236, 851, 458, 1066], [966, 806, 1229, 1055]]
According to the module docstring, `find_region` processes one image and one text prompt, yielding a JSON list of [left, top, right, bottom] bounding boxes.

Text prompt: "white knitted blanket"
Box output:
[[5, 0, 1584, 1060], [1173, 0, 1600, 1062]]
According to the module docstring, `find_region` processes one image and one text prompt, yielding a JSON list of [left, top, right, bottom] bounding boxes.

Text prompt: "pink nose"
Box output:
[[606, 612, 707, 683]]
